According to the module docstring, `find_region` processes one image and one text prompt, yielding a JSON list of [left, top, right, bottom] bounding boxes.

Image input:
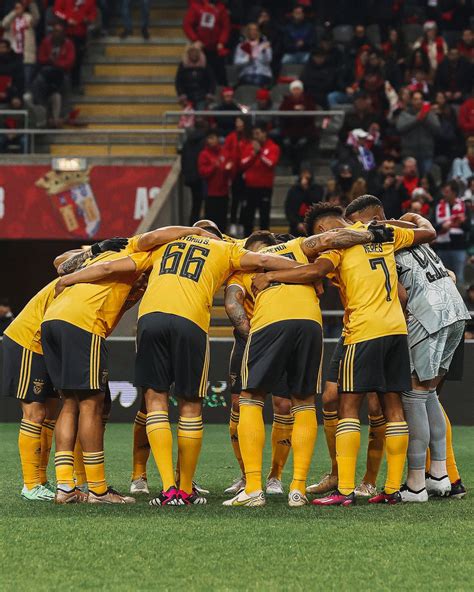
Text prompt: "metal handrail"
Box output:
[[164, 109, 345, 118], [0, 128, 184, 134]]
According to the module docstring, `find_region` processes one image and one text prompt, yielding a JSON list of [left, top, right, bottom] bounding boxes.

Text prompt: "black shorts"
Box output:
[[229, 330, 290, 398], [41, 320, 108, 391], [135, 312, 209, 401], [338, 334, 411, 394], [327, 336, 344, 383], [242, 319, 322, 399], [2, 335, 57, 403]]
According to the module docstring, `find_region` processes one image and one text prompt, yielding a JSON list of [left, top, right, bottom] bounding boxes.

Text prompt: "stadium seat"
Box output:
[[225, 65, 240, 87], [366, 24, 381, 47], [443, 30, 462, 47], [332, 25, 354, 46], [279, 64, 304, 79], [270, 84, 288, 106], [402, 24, 423, 47], [233, 85, 257, 105]]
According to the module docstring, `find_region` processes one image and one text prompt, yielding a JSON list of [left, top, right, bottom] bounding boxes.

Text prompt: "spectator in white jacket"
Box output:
[[449, 136, 474, 187], [234, 23, 272, 87], [2, 1, 40, 91]]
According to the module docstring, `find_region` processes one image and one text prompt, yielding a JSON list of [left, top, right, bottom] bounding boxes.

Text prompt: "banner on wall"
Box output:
[[0, 164, 171, 239]]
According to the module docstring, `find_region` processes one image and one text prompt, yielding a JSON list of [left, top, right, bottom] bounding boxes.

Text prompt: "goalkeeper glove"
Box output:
[[91, 237, 129, 256], [368, 223, 394, 244]]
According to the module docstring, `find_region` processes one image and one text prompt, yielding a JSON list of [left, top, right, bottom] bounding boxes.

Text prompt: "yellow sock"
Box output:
[[384, 422, 409, 494], [73, 438, 87, 487], [229, 410, 245, 474], [238, 398, 265, 494], [336, 418, 360, 495], [290, 405, 317, 493], [39, 419, 56, 485], [178, 416, 203, 494], [269, 413, 293, 480], [323, 410, 338, 475], [83, 451, 107, 495], [19, 420, 42, 489], [363, 415, 386, 485], [146, 411, 175, 491], [132, 411, 150, 480], [441, 404, 460, 483], [55, 450, 75, 490]]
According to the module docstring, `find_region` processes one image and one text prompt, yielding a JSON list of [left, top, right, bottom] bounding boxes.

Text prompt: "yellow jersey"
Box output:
[[43, 235, 152, 338], [138, 235, 248, 332], [4, 279, 59, 354], [238, 237, 322, 333], [319, 222, 414, 344]]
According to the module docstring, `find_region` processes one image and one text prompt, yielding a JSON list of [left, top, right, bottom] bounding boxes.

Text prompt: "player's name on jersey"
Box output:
[[183, 235, 213, 245], [363, 243, 384, 254]]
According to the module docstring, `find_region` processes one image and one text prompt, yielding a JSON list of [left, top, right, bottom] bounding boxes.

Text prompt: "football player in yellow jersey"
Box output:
[[224, 231, 295, 497], [303, 209, 389, 499], [252, 201, 436, 505], [55, 224, 304, 507], [2, 238, 129, 501], [223, 223, 395, 507], [44, 226, 217, 504]]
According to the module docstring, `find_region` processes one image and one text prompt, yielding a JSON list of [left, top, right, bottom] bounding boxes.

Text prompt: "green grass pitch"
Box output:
[[1, 422, 473, 591]]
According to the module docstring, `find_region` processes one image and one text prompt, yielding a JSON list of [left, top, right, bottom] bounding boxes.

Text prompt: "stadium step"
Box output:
[[72, 102, 177, 117], [92, 63, 179, 77], [104, 43, 185, 59], [84, 83, 176, 97], [49, 144, 177, 157]]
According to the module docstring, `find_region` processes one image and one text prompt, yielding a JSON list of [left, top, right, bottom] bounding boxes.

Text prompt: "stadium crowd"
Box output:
[[177, 0, 474, 295]]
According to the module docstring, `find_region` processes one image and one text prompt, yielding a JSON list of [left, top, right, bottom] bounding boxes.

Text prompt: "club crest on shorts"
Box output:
[[33, 379, 45, 395]]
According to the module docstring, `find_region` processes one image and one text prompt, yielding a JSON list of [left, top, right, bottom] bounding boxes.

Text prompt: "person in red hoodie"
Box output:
[[53, 0, 97, 89], [240, 124, 280, 236], [183, 0, 230, 85], [32, 21, 75, 127], [223, 115, 252, 235], [458, 95, 474, 138], [279, 80, 318, 175], [198, 130, 234, 231]]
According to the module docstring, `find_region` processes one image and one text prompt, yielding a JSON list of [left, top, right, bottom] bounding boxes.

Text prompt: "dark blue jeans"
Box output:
[[122, 0, 149, 31]]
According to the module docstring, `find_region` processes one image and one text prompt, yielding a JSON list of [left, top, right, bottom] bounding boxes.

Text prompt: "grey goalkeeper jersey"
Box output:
[[396, 244, 470, 335]]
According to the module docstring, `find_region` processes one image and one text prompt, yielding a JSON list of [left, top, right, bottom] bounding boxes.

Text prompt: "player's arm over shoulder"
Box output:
[[136, 226, 218, 251], [394, 213, 436, 250], [55, 252, 152, 296], [301, 227, 375, 260]]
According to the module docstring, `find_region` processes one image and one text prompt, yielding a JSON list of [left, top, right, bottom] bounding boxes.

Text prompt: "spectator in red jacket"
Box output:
[[183, 0, 230, 85], [240, 124, 280, 235], [32, 21, 75, 127], [223, 115, 252, 234], [279, 80, 318, 174], [198, 130, 233, 231], [54, 0, 97, 89], [459, 95, 474, 137]]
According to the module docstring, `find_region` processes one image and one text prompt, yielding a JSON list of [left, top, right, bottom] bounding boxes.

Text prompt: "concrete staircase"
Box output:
[[46, 1, 187, 157]]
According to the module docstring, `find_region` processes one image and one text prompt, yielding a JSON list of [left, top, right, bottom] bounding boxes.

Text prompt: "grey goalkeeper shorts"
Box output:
[[408, 318, 466, 382]]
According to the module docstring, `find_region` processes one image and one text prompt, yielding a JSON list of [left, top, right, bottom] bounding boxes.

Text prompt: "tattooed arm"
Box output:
[[301, 228, 375, 260], [56, 248, 93, 276], [225, 285, 250, 339]]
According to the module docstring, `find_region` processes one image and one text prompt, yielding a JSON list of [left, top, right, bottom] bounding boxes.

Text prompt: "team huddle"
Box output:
[[3, 194, 469, 506]]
